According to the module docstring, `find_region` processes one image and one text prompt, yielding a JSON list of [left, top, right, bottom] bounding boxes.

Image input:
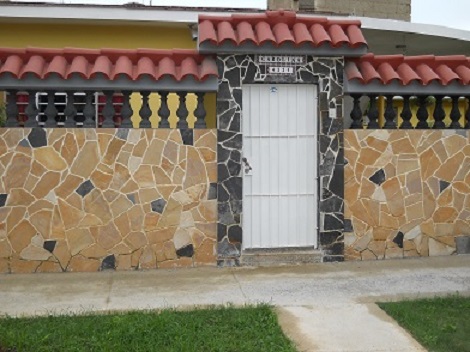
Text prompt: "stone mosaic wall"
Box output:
[[344, 130, 470, 260], [0, 128, 217, 273], [217, 55, 345, 264]]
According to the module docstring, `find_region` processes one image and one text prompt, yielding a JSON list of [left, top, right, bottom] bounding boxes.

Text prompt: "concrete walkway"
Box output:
[[1, 256, 469, 351]]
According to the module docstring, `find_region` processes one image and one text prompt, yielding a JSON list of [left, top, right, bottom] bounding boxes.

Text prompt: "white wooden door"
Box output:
[[242, 84, 318, 249]]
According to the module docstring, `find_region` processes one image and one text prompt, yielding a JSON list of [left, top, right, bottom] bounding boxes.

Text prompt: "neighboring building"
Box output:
[[300, 0, 411, 21], [0, 1, 468, 273]]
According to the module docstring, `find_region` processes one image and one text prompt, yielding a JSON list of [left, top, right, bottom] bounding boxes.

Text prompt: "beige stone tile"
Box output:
[[368, 240, 386, 259], [9, 258, 41, 273], [58, 199, 84, 230], [361, 249, 377, 261], [67, 228, 94, 256], [68, 255, 100, 272], [385, 247, 403, 259], [0, 238, 12, 258], [8, 220, 36, 254], [96, 222, 121, 250], [353, 230, 373, 252], [435, 152, 465, 183], [4, 154, 31, 191], [61, 133, 78, 166], [29, 210, 52, 238], [391, 137, 415, 154], [428, 238, 455, 256], [36, 261, 63, 273], [70, 141, 99, 178], [132, 138, 148, 158], [433, 207, 458, 223], [80, 243, 109, 259], [102, 138, 126, 166], [84, 190, 112, 224], [194, 239, 216, 265]]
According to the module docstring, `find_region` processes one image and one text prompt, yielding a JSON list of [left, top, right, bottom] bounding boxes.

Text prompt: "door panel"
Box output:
[[242, 84, 318, 249]]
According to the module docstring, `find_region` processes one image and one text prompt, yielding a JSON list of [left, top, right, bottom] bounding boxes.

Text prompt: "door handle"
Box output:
[[242, 157, 252, 174]]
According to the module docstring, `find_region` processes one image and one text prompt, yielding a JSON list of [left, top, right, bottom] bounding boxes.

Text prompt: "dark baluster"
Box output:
[[383, 95, 397, 129], [400, 95, 413, 129], [416, 96, 429, 129], [158, 92, 170, 128], [44, 91, 57, 128], [64, 92, 77, 128], [465, 97, 470, 129], [432, 95, 446, 129], [366, 95, 379, 129], [139, 91, 152, 128], [449, 96, 462, 129], [24, 91, 38, 128], [349, 94, 362, 129], [83, 91, 96, 128], [101, 91, 115, 128], [120, 91, 133, 128], [176, 92, 189, 129], [74, 93, 85, 128], [194, 92, 207, 129], [5, 90, 19, 127]]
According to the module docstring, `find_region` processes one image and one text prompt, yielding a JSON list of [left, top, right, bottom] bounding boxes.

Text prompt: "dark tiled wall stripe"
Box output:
[[217, 55, 345, 265]]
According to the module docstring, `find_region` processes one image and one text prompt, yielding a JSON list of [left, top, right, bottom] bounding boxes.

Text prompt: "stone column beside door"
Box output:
[[216, 55, 346, 265]]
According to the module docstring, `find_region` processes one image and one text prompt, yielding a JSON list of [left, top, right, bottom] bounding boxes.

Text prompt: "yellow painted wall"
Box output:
[[0, 22, 217, 127], [0, 23, 196, 50]]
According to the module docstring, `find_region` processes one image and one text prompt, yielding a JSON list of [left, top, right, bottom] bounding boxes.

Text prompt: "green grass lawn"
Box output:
[[378, 296, 470, 352], [0, 305, 296, 352]]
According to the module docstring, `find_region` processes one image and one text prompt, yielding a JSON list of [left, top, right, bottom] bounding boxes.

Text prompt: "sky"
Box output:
[[13, 0, 470, 32]]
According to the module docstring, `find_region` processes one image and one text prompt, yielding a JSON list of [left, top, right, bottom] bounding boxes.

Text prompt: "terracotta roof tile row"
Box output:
[[346, 54, 470, 86], [199, 11, 367, 49], [0, 47, 218, 82]]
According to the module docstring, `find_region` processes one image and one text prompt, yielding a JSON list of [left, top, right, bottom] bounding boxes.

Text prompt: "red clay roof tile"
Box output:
[[346, 54, 470, 86], [0, 47, 217, 82], [199, 10, 367, 50]]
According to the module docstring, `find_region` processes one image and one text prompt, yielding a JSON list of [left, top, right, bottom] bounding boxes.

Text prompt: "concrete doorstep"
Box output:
[[0, 255, 469, 352]]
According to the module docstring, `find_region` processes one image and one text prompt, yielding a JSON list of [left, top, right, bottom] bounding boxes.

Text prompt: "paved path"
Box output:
[[1, 255, 469, 351]]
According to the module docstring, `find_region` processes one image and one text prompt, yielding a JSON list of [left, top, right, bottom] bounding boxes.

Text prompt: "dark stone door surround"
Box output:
[[216, 54, 345, 265]]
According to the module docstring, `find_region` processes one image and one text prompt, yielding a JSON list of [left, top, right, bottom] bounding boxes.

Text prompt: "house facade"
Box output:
[[0, 2, 468, 273]]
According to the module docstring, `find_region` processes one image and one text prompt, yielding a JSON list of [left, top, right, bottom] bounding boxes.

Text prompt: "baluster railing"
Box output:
[[176, 92, 189, 129], [83, 91, 96, 128], [383, 95, 397, 129], [120, 91, 133, 128], [44, 91, 57, 128], [432, 95, 446, 129], [2, 89, 213, 129], [194, 92, 207, 129], [139, 91, 152, 128], [64, 91, 77, 128], [465, 97, 470, 129], [102, 91, 116, 128], [158, 92, 170, 128], [399, 95, 413, 129], [449, 96, 462, 129], [24, 91, 38, 128], [349, 94, 362, 129], [416, 96, 429, 129], [5, 90, 19, 127]]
